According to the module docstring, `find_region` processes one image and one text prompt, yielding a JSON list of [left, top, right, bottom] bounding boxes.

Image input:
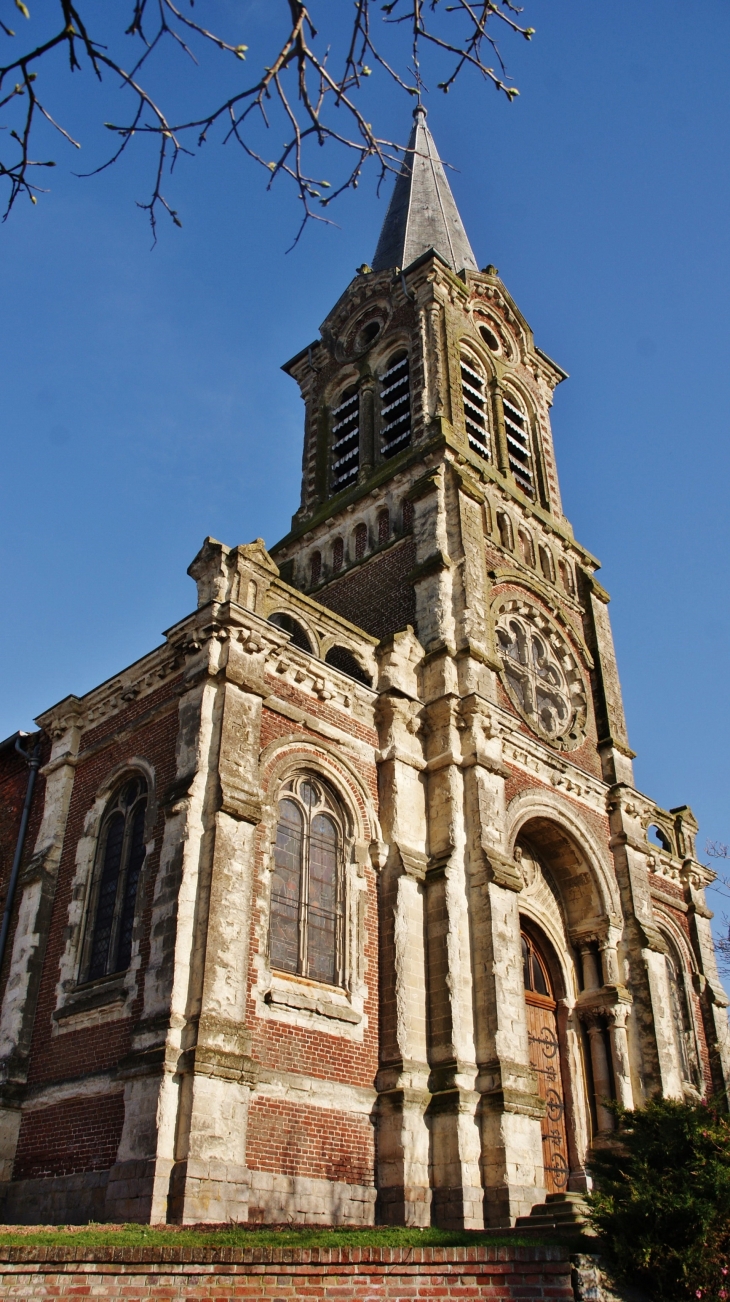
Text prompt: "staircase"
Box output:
[[515, 1192, 597, 1239]]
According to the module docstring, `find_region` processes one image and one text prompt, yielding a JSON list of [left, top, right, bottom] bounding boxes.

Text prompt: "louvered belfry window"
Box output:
[[460, 354, 491, 461], [84, 777, 147, 982], [331, 383, 360, 491], [269, 777, 345, 987], [380, 350, 411, 459], [503, 391, 534, 496]]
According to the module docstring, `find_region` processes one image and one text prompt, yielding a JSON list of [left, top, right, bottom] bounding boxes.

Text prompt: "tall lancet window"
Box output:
[[379, 350, 411, 459], [331, 383, 360, 492], [83, 776, 147, 983], [460, 353, 491, 461], [269, 776, 345, 987], [503, 390, 534, 496]]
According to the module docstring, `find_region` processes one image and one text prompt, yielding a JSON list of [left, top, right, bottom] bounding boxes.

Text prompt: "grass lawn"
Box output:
[[0, 1224, 554, 1250]]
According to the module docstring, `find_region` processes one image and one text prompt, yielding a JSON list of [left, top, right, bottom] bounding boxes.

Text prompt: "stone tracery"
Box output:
[[495, 598, 587, 748]]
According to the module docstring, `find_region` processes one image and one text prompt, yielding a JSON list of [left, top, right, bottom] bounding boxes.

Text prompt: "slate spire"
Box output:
[[371, 104, 478, 275]]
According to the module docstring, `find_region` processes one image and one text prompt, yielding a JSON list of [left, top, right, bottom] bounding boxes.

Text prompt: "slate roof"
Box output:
[[371, 105, 478, 275]]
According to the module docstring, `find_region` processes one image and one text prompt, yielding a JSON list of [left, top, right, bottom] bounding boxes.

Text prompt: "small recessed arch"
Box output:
[[647, 823, 673, 853], [324, 644, 372, 687], [268, 611, 316, 655]]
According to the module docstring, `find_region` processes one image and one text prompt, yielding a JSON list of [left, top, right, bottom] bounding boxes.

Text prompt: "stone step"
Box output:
[[515, 1192, 596, 1237]]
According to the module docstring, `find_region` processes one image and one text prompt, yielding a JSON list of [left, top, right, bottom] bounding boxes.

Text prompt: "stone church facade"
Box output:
[[0, 106, 728, 1229]]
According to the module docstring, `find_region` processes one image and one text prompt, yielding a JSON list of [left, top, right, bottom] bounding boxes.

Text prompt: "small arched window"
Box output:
[[354, 522, 368, 561], [325, 645, 372, 686], [518, 528, 536, 568], [269, 776, 346, 986], [83, 776, 148, 983], [377, 508, 390, 545], [402, 499, 414, 532], [497, 511, 514, 552], [522, 932, 550, 997], [538, 544, 555, 583], [461, 352, 491, 461], [310, 551, 322, 587], [380, 350, 411, 459], [332, 538, 344, 573], [558, 559, 575, 597], [331, 383, 360, 492], [503, 390, 534, 497], [268, 612, 314, 654]]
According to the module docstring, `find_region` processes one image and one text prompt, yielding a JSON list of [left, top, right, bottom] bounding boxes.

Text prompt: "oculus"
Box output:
[[495, 598, 587, 749]]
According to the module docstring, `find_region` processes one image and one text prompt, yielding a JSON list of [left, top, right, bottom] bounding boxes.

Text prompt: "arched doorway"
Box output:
[[521, 928, 570, 1194]]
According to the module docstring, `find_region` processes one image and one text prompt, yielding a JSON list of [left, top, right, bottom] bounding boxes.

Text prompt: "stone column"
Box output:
[[0, 704, 80, 1185], [579, 943, 601, 993], [585, 1017, 614, 1134], [607, 1006, 633, 1110]]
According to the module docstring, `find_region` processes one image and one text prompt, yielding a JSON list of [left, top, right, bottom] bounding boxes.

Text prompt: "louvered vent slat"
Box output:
[[380, 350, 411, 460], [460, 355, 491, 462]]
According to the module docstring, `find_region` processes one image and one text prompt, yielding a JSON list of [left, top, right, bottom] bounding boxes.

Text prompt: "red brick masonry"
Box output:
[[0, 1244, 574, 1300]]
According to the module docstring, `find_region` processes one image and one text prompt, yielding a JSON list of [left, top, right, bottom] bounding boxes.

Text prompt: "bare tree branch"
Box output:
[[0, 0, 534, 238]]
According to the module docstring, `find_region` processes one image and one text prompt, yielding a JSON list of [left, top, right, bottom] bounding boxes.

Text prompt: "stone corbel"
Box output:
[[369, 840, 388, 873], [394, 843, 428, 882], [483, 849, 523, 892]]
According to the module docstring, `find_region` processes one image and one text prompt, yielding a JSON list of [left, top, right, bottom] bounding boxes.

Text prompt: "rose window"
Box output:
[[494, 600, 587, 748]]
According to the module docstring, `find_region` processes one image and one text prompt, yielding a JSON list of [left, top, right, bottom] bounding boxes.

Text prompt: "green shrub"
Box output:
[[588, 1096, 730, 1301]]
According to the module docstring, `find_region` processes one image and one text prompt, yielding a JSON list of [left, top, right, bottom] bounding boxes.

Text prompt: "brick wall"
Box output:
[[0, 1244, 575, 1301], [246, 1098, 374, 1185], [13, 1092, 125, 1180], [316, 537, 417, 640]]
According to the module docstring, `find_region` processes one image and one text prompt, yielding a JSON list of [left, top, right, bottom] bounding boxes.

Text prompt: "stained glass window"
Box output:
[[84, 777, 148, 982], [269, 777, 345, 986]]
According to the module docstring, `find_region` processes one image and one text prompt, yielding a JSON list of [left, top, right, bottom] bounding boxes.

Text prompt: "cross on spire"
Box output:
[[371, 104, 478, 275]]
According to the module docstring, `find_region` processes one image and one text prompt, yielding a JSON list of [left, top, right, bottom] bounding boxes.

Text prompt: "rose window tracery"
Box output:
[[494, 599, 587, 749]]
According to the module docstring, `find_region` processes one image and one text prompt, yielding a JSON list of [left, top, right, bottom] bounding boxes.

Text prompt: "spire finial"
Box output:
[[371, 109, 477, 275]]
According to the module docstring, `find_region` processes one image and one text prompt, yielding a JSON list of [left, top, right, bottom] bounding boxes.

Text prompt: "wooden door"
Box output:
[[522, 933, 570, 1194]]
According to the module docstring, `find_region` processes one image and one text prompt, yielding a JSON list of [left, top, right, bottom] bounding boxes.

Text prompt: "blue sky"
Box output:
[[1, 1, 728, 914]]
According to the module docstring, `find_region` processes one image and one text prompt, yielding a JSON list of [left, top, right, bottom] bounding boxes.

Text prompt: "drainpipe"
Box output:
[[0, 734, 43, 976]]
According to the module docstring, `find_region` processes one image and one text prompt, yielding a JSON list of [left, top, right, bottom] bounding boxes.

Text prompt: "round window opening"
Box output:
[[357, 320, 381, 351], [479, 323, 500, 352], [494, 598, 587, 749]]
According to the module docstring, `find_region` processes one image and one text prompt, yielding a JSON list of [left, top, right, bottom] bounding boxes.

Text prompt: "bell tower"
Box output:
[[271, 105, 730, 1231]]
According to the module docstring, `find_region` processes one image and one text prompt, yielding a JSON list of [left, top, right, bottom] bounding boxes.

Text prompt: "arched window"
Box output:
[[377, 508, 390, 545], [460, 352, 491, 461], [664, 943, 700, 1088], [519, 528, 536, 568], [269, 776, 346, 986], [497, 511, 514, 552], [379, 350, 411, 459], [268, 612, 314, 654], [559, 559, 575, 597], [503, 390, 534, 496], [402, 499, 414, 532], [331, 383, 360, 491], [354, 522, 368, 561], [83, 776, 148, 983], [538, 544, 555, 583], [310, 551, 322, 587], [324, 645, 372, 686], [332, 537, 344, 572]]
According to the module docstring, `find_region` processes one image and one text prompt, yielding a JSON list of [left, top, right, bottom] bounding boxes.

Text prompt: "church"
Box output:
[[0, 106, 728, 1230]]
